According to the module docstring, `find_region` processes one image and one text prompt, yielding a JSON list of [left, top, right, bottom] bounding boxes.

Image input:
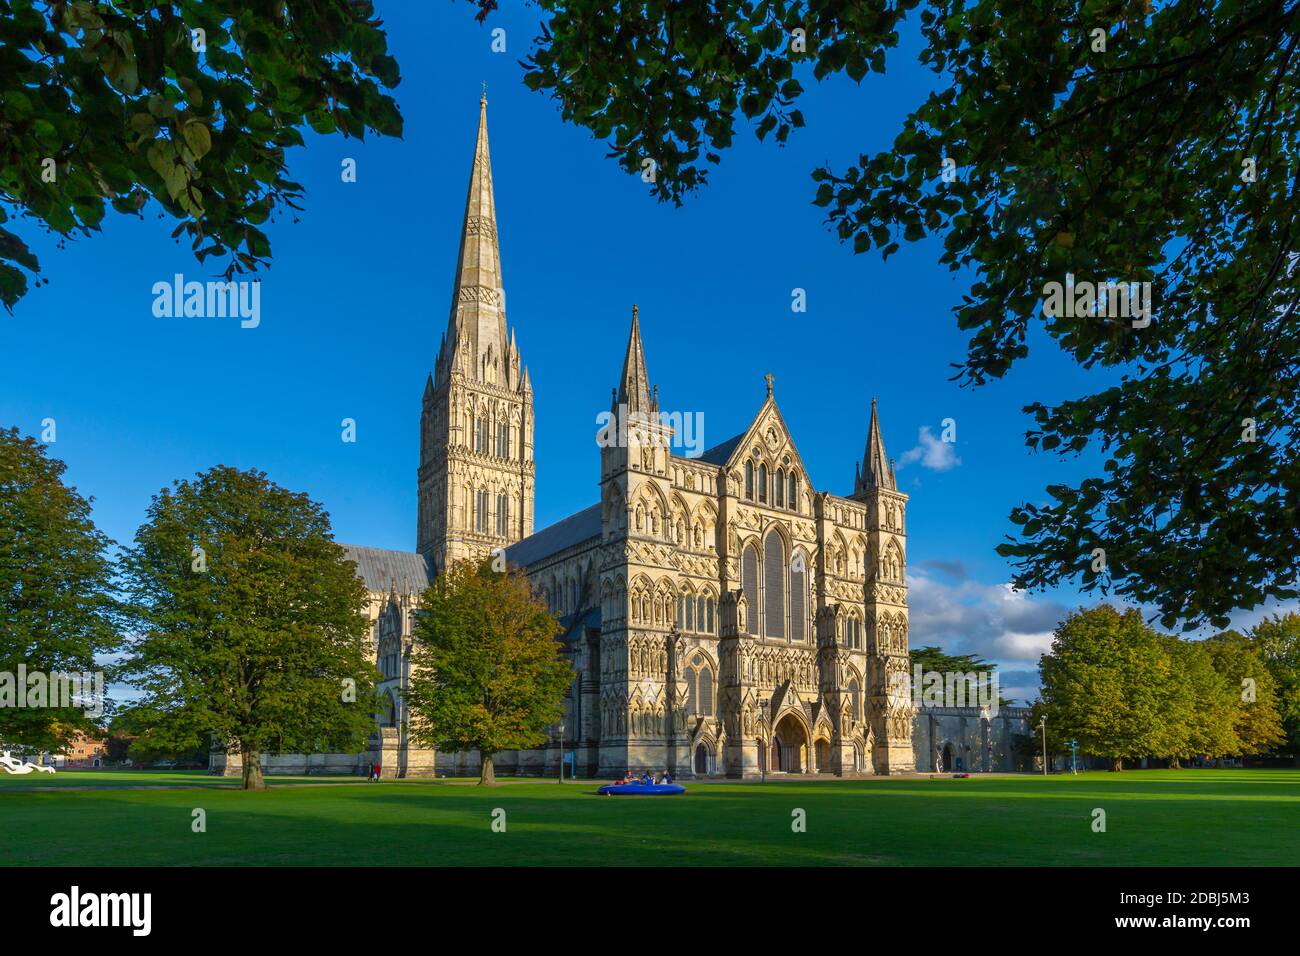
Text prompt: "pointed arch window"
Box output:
[[789, 473, 799, 512], [758, 463, 768, 503], [495, 493, 509, 536], [790, 550, 807, 642], [699, 668, 714, 716], [744, 461, 754, 499], [763, 530, 785, 639], [475, 488, 489, 533], [706, 597, 715, 634], [775, 468, 785, 507], [742, 544, 760, 636], [684, 589, 695, 632]]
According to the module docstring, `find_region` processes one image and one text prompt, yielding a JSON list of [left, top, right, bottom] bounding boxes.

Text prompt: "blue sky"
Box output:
[[2, 3, 1288, 703]]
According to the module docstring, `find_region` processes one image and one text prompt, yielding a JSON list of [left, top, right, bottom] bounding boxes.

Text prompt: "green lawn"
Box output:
[[2, 769, 1296, 866]]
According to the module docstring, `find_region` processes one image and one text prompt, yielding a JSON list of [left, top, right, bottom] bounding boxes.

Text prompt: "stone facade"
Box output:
[[912, 706, 1034, 773], [213, 95, 916, 779]]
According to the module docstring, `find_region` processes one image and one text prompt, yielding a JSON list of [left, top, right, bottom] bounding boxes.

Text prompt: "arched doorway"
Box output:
[[814, 739, 830, 773], [773, 713, 809, 773], [941, 743, 954, 773], [694, 743, 708, 775]]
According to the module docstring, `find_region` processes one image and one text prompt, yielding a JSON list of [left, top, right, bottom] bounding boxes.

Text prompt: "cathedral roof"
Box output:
[[504, 503, 601, 567], [341, 544, 431, 595], [689, 432, 745, 466]]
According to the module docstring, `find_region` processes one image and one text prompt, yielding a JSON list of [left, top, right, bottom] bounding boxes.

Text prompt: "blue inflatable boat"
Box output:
[[597, 782, 686, 796]]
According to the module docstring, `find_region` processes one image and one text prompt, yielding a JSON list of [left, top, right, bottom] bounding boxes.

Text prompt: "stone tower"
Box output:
[[851, 398, 915, 772], [418, 93, 535, 575], [597, 307, 680, 777]]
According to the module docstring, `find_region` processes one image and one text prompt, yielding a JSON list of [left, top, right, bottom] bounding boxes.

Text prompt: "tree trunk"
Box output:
[[241, 745, 266, 791], [1110, 757, 1123, 772], [1169, 757, 1182, 769], [479, 752, 496, 786]]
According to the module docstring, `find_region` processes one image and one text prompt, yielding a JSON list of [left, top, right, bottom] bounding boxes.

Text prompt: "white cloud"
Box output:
[[896, 425, 960, 472]]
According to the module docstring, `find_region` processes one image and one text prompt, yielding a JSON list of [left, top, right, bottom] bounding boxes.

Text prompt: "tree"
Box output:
[[119, 465, 378, 790], [1203, 631, 1285, 758], [0, 427, 119, 751], [1250, 611, 1300, 760], [407, 559, 572, 785], [1038, 605, 1168, 771], [0, 0, 403, 311], [498, 0, 1300, 630], [1158, 636, 1239, 767]]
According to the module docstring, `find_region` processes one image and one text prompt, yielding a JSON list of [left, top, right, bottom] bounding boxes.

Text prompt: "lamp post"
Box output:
[[759, 700, 770, 783], [1038, 716, 1047, 777], [557, 722, 565, 784]]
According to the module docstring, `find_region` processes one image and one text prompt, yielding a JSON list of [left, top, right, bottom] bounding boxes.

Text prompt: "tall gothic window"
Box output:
[[744, 461, 754, 499], [475, 488, 488, 532], [698, 667, 714, 716], [495, 422, 510, 458], [495, 493, 509, 536], [789, 473, 799, 512], [763, 530, 785, 639], [475, 416, 489, 454], [790, 550, 807, 641], [758, 463, 768, 503], [775, 468, 785, 507], [706, 597, 715, 634], [742, 544, 759, 635], [695, 595, 705, 633]]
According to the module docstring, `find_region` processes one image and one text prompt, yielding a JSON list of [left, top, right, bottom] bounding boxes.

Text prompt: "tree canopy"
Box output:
[[1038, 604, 1287, 768], [407, 559, 572, 785], [118, 465, 378, 790], [0, 427, 119, 751], [0, 0, 403, 310], [497, 0, 1300, 629]]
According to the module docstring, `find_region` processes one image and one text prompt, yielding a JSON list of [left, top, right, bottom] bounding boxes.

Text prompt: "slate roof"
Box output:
[[341, 544, 431, 594], [504, 503, 602, 567], [686, 432, 745, 466]]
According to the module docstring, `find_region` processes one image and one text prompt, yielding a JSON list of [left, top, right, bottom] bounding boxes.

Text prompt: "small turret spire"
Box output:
[[855, 396, 896, 493], [617, 304, 653, 413]]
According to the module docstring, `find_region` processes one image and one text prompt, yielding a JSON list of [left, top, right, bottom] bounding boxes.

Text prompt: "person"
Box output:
[[662, 770, 672, 785]]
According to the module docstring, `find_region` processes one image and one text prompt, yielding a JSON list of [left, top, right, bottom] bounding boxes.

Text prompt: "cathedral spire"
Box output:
[[440, 90, 508, 381], [856, 397, 896, 493], [617, 304, 654, 412]]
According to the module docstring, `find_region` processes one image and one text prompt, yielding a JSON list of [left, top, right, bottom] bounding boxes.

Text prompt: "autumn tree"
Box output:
[[1038, 605, 1170, 771], [1250, 611, 1300, 761], [407, 559, 572, 785], [119, 465, 378, 790], [0, 427, 119, 751], [0, 0, 403, 310], [1203, 631, 1285, 758], [489, 0, 1300, 629]]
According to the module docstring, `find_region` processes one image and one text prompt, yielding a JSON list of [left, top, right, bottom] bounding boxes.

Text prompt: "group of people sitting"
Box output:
[[613, 769, 673, 786]]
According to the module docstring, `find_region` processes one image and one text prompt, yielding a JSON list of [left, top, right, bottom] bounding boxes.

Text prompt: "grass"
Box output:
[[1, 768, 1297, 866]]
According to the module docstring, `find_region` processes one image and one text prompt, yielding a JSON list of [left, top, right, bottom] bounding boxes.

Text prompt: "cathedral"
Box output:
[[214, 94, 916, 779]]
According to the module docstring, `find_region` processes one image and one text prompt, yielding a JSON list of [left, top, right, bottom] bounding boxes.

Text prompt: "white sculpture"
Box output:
[[1, 751, 55, 775]]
